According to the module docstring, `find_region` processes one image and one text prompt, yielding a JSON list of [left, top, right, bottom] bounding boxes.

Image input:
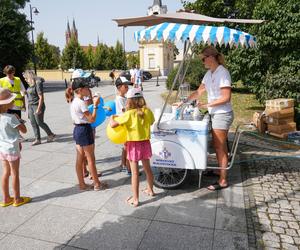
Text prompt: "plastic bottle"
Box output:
[[192, 107, 201, 120]]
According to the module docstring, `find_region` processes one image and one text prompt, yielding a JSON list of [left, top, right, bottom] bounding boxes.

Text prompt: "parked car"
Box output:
[[120, 70, 152, 81]]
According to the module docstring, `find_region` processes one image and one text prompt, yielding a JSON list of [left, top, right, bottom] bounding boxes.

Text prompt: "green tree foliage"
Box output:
[[93, 43, 109, 70], [35, 32, 60, 69], [127, 53, 139, 69], [61, 36, 87, 70], [0, 0, 32, 76], [166, 57, 206, 90], [85, 45, 95, 69], [114, 41, 126, 69]]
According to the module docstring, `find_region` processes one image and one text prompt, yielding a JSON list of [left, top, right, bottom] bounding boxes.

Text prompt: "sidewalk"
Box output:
[[0, 78, 298, 249]]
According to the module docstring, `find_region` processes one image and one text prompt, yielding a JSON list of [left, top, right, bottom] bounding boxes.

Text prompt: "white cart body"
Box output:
[[151, 113, 209, 170]]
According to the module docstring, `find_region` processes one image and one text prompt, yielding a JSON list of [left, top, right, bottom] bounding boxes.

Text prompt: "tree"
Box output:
[[85, 44, 95, 69], [127, 53, 139, 69], [114, 41, 126, 69], [61, 36, 87, 70], [0, 0, 32, 76], [35, 32, 60, 69], [93, 43, 109, 70]]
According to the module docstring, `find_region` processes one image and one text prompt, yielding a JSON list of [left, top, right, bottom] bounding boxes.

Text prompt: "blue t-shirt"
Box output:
[[0, 113, 21, 155]]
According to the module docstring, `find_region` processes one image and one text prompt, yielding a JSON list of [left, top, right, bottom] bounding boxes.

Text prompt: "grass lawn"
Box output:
[[161, 83, 264, 128]]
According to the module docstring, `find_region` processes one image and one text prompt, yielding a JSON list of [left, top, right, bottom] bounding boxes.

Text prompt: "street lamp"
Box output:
[[29, 4, 39, 75]]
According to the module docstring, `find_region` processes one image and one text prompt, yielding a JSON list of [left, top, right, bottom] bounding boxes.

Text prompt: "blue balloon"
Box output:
[[88, 104, 106, 128], [104, 100, 116, 117], [99, 97, 104, 106]]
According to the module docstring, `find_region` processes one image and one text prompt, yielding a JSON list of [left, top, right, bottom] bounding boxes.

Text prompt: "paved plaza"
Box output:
[[0, 79, 299, 250]]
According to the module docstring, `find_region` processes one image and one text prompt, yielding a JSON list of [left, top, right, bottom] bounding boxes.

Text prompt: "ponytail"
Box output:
[[65, 87, 74, 103]]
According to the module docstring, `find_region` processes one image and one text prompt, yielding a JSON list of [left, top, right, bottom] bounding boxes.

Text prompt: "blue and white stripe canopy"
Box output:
[[134, 22, 257, 48]]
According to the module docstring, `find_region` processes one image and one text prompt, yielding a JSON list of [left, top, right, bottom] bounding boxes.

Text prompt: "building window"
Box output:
[[149, 58, 156, 69]]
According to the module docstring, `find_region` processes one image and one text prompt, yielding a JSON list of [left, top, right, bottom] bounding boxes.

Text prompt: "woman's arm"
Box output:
[[199, 87, 231, 109], [36, 93, 44, 114], [175, 83, 206, 107]]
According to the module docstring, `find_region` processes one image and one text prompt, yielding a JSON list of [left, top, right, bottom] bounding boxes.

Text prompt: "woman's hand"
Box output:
[[35, 109, 41, 115], [198, 102, 209, 109], [172, 101, 184, 108]]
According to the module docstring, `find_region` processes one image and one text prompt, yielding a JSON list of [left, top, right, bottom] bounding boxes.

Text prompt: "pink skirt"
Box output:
[[126, 140, 152, 162], [0, 152, 21, 162]]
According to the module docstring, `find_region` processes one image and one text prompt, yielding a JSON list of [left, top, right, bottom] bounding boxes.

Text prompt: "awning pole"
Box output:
[[123, 26, 126, 69], [157, 39, 191, 130]]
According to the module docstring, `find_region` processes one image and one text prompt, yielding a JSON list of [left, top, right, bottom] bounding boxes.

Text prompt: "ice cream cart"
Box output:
[[134, 22, 258, 189]]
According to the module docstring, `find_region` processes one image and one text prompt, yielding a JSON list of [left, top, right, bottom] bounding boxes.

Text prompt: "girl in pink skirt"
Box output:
[[110, 88, 155, 207]]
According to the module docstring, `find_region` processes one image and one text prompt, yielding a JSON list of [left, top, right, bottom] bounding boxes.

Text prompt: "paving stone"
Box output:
[[280, 234, 294, 244], [281, 243, 298, 250], [213, 230, 248, 250], [281, 216, 296, 222], [293, 237, 300, 245], [272, 226, 285, 234], [263, 232, 280, 242], [268, 208, 280, 214], [0, 234, 60, 249], [273, 221, 288, 228], [14, 205, 94, 244], [269, 214, 280, 220], [69, 213, 151, 250], [264, 240, 280, 248], [286, 228, 298, 237]]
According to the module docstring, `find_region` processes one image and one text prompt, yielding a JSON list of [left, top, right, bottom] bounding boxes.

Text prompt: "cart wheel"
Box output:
[[151, 166, 189, 189]]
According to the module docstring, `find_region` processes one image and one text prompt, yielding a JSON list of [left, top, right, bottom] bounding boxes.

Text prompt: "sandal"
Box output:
[[89, 172, 102, 180], [94, 182, 108, 191], [207, 182, 228, 191], [126, 196, 138, 207], [0, 197, 14, 207], [13, 197, 32, 207], [31, 140, 41, 146]]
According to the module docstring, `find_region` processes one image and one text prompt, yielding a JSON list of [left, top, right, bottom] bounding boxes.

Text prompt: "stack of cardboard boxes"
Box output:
[[252, 98, 296, 138], [265, 98, 296, 138]]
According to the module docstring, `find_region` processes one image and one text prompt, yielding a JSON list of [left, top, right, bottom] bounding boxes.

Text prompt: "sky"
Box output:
[[24, 0, 190, 53]]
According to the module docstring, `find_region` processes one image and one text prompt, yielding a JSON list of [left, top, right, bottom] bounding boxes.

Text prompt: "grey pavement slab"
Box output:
[[139, 221, 214, 250], [14, 205, 95, 244], [0, 201, 47, 233], [154, 189, 217, 228], [68, 212, 151, 250], [213, 229, 248, 250], [217, 185, 245, 209], [215, 205, 247, 233], [0, 232, 6, 240], [0, 234, 60, 250]]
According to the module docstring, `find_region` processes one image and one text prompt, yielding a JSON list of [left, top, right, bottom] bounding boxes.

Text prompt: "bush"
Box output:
[[166, 57, 206, 91]]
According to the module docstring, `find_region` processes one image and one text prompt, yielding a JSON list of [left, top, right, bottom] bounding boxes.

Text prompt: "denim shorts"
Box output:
[[73, 124, 94, 146], [210, 111, 234, 130]]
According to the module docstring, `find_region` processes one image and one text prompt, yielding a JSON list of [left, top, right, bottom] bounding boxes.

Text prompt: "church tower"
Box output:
[[147, 0, 167, 15], [65, 19, 78, 45], [139, 0, 173, 76]]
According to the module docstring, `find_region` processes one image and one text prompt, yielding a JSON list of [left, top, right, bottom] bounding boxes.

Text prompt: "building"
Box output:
[[65, 19, 78, 45], [65, 19, 98, 53], [139, 0, 174, 76]]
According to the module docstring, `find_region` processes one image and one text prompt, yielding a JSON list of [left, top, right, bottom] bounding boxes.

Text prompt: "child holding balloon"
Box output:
[[115, 76, 132, 174], [70, 81, 107, 191], [110, 88, 155, 207]]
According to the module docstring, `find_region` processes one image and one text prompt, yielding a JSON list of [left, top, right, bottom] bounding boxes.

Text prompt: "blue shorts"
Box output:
[[73, 124, 94, 146]]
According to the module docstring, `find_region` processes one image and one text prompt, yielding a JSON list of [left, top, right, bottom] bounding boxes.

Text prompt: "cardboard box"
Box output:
[[266, 98, 294, 110], [265, 116, 294, 125], [265, 107, 294, 119], [252, 112, 267, 133], [268, 122, 296, 134]]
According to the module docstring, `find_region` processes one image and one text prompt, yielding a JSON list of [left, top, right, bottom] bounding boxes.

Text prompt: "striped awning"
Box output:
[[134, 22, 257, 48]]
